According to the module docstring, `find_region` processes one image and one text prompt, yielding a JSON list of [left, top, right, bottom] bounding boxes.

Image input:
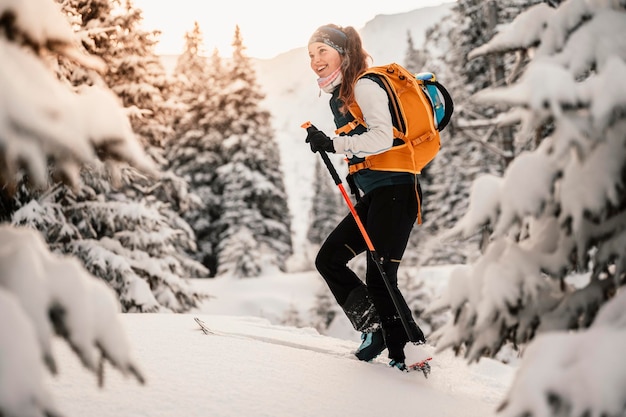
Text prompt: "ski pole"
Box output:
[[301, 121, 423, 343]]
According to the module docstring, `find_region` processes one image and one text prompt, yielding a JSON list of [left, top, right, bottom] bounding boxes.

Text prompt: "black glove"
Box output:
[[305, 130, 335, 153]]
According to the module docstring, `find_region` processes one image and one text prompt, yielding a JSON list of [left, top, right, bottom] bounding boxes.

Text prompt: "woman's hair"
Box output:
[[323, 24, 371, 113]]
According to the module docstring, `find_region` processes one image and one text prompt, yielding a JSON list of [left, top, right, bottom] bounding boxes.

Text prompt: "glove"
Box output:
[[305, 130, 335, 153]]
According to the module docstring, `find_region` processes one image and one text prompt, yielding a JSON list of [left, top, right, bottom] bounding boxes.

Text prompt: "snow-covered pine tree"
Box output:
[[307, 158, 346, 246], [428, 2, 626, 416], [281, 303, 304, 328], [104, 0, 177, 155], [5, 0, 207, 312], [405, 0, 541, 268], [167, 22, 225, 274], [100, 0, 209, 293], [404, 30, 426, 73], [18, 0, 209, 312], [310, 285, 338, 334], [110, 0, 208, 273], [213, 26, 293, 278], [0, 0, 148, 415], [403, 269, 449, 335]]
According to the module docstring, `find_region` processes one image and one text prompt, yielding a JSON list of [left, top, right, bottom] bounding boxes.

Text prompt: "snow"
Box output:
[[495, 150, 556, 236], [46, 270, 517, 417], [0, 30, 154, 189], [0, 226, 144, 417], [445, 174, 502, 238], [499, 325, 626, 417], [0, 0, 75, 45], [3, 1, 626, 416]]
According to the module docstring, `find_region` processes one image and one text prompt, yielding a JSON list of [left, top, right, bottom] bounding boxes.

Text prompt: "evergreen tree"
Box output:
[[405, 0, 541, 267], [102, 0, 208, 284], [214, 26, 293, 277], [307, 158, 345, 245], [404, 30, 426, 72], [9, 0, 210, 312], [0, 1, 148, 414], [104, 0, 177, 155], [310, 286, 338, 334], [167, 22, 224, 274], [281, 303, 304, 328], [429, 2, 626, 415]]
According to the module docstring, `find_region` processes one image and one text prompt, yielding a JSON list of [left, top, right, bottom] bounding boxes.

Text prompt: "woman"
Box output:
[[305, 24, 426, 370]]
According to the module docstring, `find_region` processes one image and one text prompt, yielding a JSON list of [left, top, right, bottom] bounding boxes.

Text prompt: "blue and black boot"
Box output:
[[389, 359, 409, 372], [355, 328, 386, 361], [340, 285, 386, 361]]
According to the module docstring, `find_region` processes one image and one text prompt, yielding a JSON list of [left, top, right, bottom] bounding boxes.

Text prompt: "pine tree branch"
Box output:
[[461, 126, 512, 159]]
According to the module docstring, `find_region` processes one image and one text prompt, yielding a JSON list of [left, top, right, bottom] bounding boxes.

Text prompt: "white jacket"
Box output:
[[331, 77, 394, 159]]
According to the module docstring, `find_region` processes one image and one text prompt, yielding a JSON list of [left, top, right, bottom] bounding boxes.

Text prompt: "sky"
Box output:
[[46, 268, 518, 417], [132, 0, 451, 59]]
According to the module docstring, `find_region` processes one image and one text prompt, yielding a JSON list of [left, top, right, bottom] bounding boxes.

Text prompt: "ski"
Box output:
[[407, 357, 432, 378], [193, 317, 433, 378]]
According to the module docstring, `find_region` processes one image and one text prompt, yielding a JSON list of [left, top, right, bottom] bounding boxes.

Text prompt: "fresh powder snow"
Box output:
[[47, 269, 516, 417]]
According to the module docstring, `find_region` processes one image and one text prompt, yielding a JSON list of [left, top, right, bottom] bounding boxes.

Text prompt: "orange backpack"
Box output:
[[336, 63, 453, 175]]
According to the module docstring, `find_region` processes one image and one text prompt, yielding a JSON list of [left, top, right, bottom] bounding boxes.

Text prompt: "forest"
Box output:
[[1, 1, 625, 416]]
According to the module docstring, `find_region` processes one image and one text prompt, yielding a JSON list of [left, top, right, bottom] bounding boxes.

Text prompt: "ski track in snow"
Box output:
[[48, 313, 514, 417]]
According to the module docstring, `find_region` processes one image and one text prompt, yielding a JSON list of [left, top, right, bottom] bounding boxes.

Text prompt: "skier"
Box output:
[[304, 24, 426, 371]]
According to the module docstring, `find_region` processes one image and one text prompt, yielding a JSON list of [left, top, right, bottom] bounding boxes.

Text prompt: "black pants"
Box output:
[[315, 182, 420, 324]]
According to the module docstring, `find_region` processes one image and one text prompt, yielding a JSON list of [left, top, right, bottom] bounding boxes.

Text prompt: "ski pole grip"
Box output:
[[301, 121, 342, 185]]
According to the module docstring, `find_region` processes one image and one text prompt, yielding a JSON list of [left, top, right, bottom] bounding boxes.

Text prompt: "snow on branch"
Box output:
[[0, 225, 144, 417], [474, 60, 582, 119], [535, 0, 625, 58], [443, 174, 502, 239], [493, 150, 558, 236], [469, 0, 625, 63], [0, 0, 74, 47], [434, 2, 626, 415], [468, 3, 555, 59], [559, 123, 624, 253], [497, 290, 626, 417], [551, 10, 626, 77], [586, 57, 626, 130], [0, 1, 156, 191], [0, 289, 59, 417]]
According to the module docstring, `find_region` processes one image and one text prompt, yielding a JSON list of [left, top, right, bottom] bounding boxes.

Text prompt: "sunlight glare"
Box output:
[[132, 0, 449, 59]]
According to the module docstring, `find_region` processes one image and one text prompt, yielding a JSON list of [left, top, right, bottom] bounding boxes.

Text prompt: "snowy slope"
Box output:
[[48, 313, 514, 417], [47, 266, 517, 417]]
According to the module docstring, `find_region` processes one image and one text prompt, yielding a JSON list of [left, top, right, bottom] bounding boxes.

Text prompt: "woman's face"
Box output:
[[308, 42, 342, 78]]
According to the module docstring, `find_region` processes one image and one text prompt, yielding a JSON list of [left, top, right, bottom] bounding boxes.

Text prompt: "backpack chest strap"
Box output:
[[335, 116, 406, 141], [335, 119, 365, 135]]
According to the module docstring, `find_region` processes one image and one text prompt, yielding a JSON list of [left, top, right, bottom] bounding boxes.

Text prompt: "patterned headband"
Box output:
[[308, 26, 347, 55]]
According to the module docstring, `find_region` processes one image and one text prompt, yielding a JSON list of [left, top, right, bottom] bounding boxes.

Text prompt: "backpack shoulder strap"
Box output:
[[334, 102, 365, 136], [334, 67, 405, 139], [333, 69, 380, 136]]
